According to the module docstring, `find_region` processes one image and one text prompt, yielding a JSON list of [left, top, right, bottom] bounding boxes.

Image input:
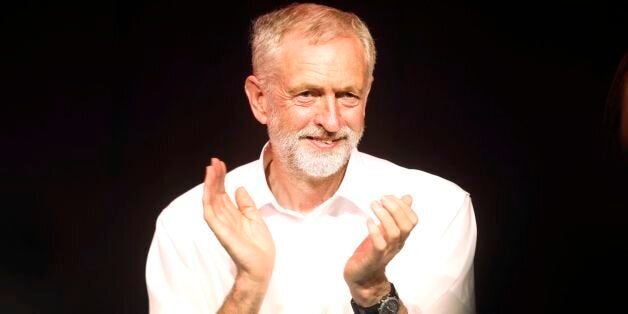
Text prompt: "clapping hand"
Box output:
[[344, 195, 417, 304], [202, 158, 275, 285]]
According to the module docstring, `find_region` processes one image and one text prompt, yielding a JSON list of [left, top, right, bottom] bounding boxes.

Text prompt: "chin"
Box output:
[[292, 143, 351, 178]]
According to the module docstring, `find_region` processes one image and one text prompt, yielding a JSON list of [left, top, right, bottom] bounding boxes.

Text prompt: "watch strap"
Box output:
[[350, 282, 399, 314]]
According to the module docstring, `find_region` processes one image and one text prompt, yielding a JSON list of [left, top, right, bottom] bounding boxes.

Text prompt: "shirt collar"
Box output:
[[250, 142, 373, 217], [335, 147, 373, 215], [249, 142, 279, 210]]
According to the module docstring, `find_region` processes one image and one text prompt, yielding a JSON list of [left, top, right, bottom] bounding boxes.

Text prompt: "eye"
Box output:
[[298, 91, 314, 98], [294, 90, 317, 105], [337, 92, 360, 107]]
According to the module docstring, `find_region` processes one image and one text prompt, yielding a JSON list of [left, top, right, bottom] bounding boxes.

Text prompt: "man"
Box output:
[[146, 3, 476, 314]]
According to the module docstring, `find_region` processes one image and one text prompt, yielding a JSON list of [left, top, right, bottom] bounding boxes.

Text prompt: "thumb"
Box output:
[[235, 187, 258, 216], [401, 194, 413, 206]]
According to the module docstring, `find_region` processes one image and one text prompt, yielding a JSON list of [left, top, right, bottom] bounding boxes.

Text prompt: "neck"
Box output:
[[264, 146, 347, 213]]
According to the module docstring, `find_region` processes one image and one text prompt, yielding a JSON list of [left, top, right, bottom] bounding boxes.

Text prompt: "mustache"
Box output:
[[297, 125, 351, 140]]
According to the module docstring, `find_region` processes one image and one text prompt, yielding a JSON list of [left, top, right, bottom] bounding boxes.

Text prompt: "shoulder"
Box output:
[[223, 159, 261, 194], [155, 183, 204, 235], [355, 151, 467, 196], [155, 159, 261, 232], [354, 151, 471, 218]]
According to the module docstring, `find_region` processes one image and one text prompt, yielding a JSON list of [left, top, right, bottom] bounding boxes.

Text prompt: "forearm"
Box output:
[[217, 275, 270, 314]]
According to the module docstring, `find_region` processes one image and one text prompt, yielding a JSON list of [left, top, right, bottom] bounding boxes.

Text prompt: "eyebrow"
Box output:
[[287, 83, 363, 95]]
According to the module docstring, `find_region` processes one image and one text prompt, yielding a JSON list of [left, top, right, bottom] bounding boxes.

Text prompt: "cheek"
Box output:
[[279, 108, 315, 131], [342, 108, 365, 130]]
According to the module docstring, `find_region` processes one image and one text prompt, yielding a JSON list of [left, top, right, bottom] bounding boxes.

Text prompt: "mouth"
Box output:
[[303, 136, 344, 149]]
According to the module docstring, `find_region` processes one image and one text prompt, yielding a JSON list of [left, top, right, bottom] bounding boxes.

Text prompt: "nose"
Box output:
[[314, 95, 341, 133]]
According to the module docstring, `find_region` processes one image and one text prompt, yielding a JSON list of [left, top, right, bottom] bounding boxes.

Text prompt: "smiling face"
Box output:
[[259, 32, 371, 178]]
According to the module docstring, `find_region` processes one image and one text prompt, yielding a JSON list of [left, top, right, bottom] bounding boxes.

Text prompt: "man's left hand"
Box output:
[[343, 194, 417, 306]]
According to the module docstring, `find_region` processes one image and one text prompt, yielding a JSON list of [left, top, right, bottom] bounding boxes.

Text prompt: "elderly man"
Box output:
[[146, 3, 476, 314]]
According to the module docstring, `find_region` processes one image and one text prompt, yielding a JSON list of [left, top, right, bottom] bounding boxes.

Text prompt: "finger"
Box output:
[[380, 196, 417, 232], [204, 159, 220, 199], [367, 217, 387, 251], [213, 158, 226, 194], [203, 159, 233, 224], [213, 193, 238, 223], [401, 194, 413, 206], [203, 163, 217, 211], [235, 187, 258, 218], [202, 166, 220, 227], [401, 194, 419, 225], [205, 196, 236, 236], [371, 201, 400, 241]]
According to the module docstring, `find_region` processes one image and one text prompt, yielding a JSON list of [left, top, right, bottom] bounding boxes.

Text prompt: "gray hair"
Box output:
[[250, 3, 376, 83]]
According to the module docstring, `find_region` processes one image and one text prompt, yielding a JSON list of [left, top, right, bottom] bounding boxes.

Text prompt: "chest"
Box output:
[[261, 214, 367, 313]]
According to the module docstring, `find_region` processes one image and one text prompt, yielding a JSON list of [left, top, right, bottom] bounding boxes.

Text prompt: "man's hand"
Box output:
[[202, 158, 275, 286], [344, 194, 417, 307]]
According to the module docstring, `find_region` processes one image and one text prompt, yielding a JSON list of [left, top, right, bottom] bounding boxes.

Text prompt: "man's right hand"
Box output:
[[202, 157, 275, 286]]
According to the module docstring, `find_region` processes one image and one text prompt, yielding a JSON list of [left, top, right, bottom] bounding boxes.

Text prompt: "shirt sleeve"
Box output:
[[394, 193, 477, 314], [145, 215, 220, 314], [422, 194, 477, 314]]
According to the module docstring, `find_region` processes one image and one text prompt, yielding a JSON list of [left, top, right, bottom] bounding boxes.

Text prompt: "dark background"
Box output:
[[3, 0, 627, 313]]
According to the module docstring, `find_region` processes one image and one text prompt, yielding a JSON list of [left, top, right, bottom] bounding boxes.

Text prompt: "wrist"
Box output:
[[351, 282, 401, 314], [349, 279, 391, 307], [219, 273, 271, 314], [234, 272, 271, 293]]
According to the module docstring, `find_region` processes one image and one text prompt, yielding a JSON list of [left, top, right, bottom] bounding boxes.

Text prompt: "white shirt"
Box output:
[[146, 145, 477, 314]]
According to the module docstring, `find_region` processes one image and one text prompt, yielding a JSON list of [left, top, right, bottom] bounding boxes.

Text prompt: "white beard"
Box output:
[[267, 115, 363, 179]]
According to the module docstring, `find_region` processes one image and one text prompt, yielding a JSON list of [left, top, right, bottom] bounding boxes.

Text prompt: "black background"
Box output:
[[3, 0, 627, 313]]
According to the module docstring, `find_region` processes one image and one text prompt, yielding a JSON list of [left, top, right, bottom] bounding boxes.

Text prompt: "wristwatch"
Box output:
[[350, 282, 400, 314]]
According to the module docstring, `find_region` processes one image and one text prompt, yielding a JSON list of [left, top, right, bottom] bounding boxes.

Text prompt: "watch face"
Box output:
[[379, 297, 400, 314]]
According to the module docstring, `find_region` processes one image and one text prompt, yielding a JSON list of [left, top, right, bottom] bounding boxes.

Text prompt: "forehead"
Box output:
[[272, 32, 368, 88]]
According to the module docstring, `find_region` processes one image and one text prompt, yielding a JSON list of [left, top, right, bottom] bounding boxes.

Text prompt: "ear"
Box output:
[[244, 75, 270, 125], [362, 75, 374, 116]]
